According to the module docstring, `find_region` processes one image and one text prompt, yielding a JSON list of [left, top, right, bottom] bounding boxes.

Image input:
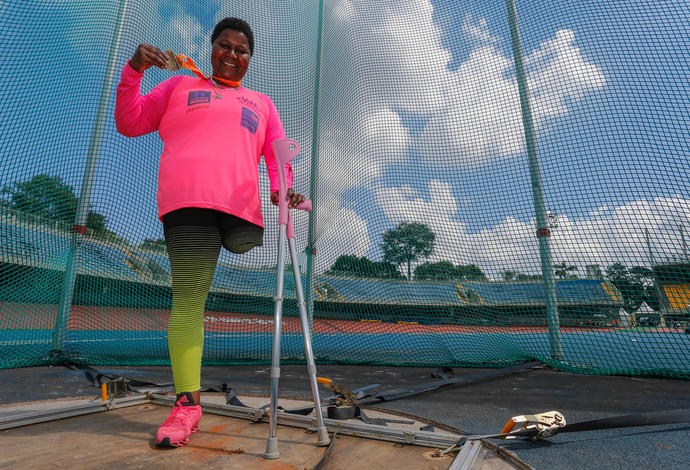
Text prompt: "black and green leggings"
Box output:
[[163, 208, 263, 393]]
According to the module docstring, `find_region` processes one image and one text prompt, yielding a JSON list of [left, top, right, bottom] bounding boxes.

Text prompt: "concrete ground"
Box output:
[[1, 363, 689, 469]]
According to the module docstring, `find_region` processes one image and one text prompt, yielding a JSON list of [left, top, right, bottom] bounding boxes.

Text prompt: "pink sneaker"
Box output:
[[155, 392, 202, 447]]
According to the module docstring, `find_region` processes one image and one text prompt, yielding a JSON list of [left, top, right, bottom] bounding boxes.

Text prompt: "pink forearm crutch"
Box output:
[[264, 139, 330, 459]]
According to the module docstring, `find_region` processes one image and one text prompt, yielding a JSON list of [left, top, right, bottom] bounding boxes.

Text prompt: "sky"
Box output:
[[1, 0, 689, 280]]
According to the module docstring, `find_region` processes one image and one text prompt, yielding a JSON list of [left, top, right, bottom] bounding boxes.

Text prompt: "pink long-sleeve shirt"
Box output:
[[114, 62, 293, 228]]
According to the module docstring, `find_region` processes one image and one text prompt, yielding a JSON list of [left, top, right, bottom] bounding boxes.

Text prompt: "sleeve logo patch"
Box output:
[[240, 107, 259, 134], [187, 91, 212, 106]]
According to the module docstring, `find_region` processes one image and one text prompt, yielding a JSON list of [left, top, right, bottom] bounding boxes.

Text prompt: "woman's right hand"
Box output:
[[129, 44, 169, 73]]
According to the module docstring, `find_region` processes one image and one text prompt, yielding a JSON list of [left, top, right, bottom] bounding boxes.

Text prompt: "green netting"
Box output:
[[1, 0, 689, 377]]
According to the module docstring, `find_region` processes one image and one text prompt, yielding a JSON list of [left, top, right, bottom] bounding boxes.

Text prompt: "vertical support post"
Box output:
[[51, 0, 130, 357], [304, 0, 326, 330], [645, 228, 667, 327], [505, 0, 563, 359]]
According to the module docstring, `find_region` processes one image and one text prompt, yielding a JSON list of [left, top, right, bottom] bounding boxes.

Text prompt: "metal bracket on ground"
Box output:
[[450, 440, 485, 470], [0, 394, 150, 431]]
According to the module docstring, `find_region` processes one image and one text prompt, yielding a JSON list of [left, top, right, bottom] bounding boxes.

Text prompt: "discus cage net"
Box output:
[[1, 0, 689, 378]]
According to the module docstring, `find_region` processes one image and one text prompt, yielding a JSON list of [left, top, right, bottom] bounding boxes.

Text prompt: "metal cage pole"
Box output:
[[505, 0, 563, 359], [304, 0, 326, 329], [51, 0, 130, 357]]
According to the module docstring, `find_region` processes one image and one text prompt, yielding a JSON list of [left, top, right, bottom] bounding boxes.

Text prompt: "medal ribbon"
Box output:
[[166, 50, 241, 88]]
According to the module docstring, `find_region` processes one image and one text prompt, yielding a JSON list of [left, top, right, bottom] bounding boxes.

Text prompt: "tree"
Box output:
[[415, 261, 487, 281], [457, 264, 488, 281], [415, 260, 456, 280], [502, 269, 543, 281], [553, 261, 579, 279], [327, 254, 402, 279], [2, 174, 119, 240], [86, 211, 123, 243], [140, 238, 167, 253], [328, 255, 367, 276], [605, 263, 659, 312], [372, 260, 404, 279], [87, 212, 108, 233], [628, 265, 660, 310], [629, 266, 655, 285], [382, 222, 436, 279], [2, 174, 77, 222]]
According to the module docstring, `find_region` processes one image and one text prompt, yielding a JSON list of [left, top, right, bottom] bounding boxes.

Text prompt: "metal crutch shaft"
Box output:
[[264, 222, 287, 460], [264, 138, 328, 459], [288, 233, 330, 446]]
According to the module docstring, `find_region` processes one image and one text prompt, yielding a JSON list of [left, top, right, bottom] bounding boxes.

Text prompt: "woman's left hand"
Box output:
[[271, 188, 306, 208]]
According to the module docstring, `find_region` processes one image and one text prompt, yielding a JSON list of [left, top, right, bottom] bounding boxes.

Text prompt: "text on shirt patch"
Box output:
[[241, 107, 259, 134], [186, 105, 210, 113], [187, 91, 212, 106], [237, 96, 260, 112]]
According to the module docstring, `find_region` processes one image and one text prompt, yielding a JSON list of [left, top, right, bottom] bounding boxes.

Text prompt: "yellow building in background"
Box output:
[[654, 262, 690, 319]]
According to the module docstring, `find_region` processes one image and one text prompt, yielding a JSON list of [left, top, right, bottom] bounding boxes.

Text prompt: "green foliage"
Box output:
[[2, 174, 119, 241], [653, 263, 690, 284], [415, 261, 487, 281], [2, 174, 77, 222], [502, 270, 543, 281], [327, 254, 402, 279], [382, 222, 436, 278], [553, 261, 579, 279], [140, 238, 167, 253], [605, 263, 659, 312], [87, 212, 108, 232]]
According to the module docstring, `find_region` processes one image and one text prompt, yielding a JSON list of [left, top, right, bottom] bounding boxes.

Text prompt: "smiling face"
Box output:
[[211, 29, 251, 83]]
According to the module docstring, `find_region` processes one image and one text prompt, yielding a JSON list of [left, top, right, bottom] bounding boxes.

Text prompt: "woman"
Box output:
[[115, 17, 304, 447]]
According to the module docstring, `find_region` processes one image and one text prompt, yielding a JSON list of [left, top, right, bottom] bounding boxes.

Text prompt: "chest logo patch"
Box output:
[[187, 91, 212, 106], [241, 107, 259, 134]]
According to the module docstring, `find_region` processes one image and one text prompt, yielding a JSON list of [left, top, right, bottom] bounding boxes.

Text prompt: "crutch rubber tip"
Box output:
[[264, 438, 279, 459], [316, 427, 331, 446]]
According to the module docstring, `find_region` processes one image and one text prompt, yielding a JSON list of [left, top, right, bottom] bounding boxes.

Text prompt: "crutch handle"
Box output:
[[294, 200, 312, 212], [286, 201, 311, 239], [272, 138, 311, 223]]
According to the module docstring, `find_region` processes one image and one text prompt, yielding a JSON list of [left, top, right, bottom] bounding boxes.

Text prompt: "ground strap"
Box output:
[[321, 362, 541, 426], [330, 361, 543, 406], [66, 362, 247, 406], [326, 405, 415, 426], [461, 407, 690, 444], [431, 407, 690, 458], [558, 408, 690, 435]]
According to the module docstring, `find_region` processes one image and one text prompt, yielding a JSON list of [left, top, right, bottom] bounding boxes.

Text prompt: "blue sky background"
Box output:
[[1, 0, 688, 279]]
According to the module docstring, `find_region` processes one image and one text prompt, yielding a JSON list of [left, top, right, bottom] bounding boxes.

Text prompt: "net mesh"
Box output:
[[1, 0, 689, 377]]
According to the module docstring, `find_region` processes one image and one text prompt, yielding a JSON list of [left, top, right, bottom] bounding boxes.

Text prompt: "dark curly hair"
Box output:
[[211, 17, 254, 56]]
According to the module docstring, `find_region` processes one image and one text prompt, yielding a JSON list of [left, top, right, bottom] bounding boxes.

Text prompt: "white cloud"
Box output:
[[127, 4, 207, 61], [331, 0, 356, 22], [462, 15, 498, 44], [321, 2, 605, 173], [310, 0, 608, 273], [318, 108, 409, 204], [412, 28, 605, 167], [376, 181, 690, 279], [527, 29, 607, 124], [315, 203, 371, 273], [415, 45, 525, 166]]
